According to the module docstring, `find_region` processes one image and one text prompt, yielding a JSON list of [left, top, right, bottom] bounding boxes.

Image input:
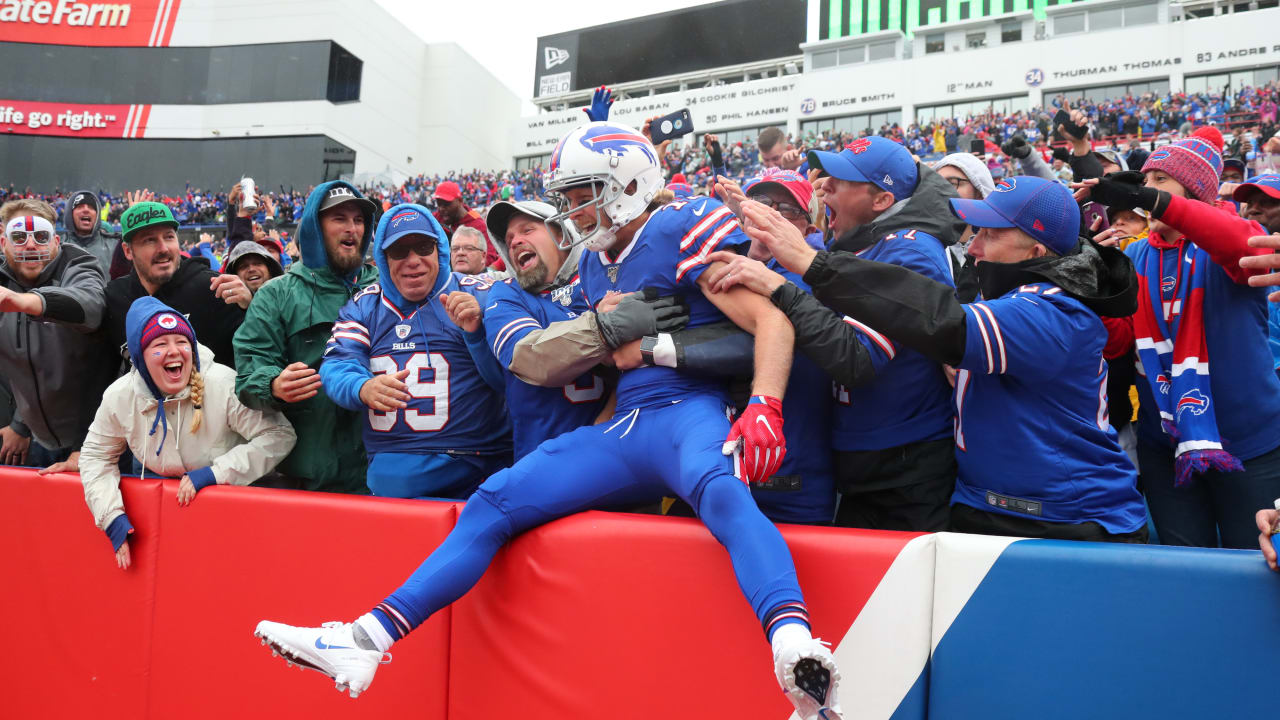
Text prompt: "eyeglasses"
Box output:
[[452, 245, 484, 255], [747, 194, 808, 221], [944, 176, 972, 189], [7, 230, 52, 246], [386, 238, 437, 261]]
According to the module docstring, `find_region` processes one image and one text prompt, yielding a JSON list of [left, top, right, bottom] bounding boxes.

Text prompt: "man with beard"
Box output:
[[104, 202, 250, 370], [233, 182, 380, 494], [61, 190, 120, 277]]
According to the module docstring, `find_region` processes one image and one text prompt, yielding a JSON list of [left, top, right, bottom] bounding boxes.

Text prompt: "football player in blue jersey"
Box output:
[[630, 169, 837, 525], [753, 174, 1148, 543], [318, 204, 512, 499], [255, 123, 843, 720]]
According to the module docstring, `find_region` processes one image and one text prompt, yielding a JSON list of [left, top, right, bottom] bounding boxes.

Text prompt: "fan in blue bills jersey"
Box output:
[[319, 204, 511, 499], [478, 200, 611, 460]]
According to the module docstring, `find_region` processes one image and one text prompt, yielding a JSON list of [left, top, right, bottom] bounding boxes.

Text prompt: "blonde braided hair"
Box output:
[[187, 369, 204, 434]]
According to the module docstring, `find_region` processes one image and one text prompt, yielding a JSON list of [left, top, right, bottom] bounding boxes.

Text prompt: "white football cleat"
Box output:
[[254, 620, 390, 699], [774, 631, 843, 720]]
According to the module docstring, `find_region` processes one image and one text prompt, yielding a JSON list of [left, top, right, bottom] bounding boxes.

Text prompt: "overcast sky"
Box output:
[[373, 0, 705, 102]]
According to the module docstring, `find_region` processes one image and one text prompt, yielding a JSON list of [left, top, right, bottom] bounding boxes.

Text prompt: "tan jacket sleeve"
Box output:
[[79, 390, 130, 531], [507, 312, 610, 387], [210, 387, 298, 486]]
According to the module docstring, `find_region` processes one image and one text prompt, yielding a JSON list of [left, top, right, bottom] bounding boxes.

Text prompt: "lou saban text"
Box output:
[[0, 105, 117, 131]]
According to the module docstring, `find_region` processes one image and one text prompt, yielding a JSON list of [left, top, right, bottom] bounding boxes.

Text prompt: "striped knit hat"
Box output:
[[1140, 127, 1223, 203]]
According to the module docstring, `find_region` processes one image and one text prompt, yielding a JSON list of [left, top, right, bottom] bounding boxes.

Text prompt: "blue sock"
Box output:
[[371, 493, 514, 636]]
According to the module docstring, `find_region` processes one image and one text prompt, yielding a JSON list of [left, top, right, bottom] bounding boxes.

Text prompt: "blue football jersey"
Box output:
[[579, 196, 748, 411], [831, 229, 956, 451], [484, 275, 609, 461], [951, 282, 1145, 534], [324, 272, 511, 457], [751, 262, 835, 524]]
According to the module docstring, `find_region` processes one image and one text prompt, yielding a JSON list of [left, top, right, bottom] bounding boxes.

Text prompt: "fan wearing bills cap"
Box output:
[[756, 173, 1152, 542], [1076, 131, 1280, 549], [0, 198, 115, 474], [746, 137, 962, 531]]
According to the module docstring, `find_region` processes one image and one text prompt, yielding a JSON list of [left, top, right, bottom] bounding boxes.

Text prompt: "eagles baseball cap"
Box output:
[[949, 175, 1080, 256], [433, 181, 462, 203], [1233, 173, 1280, 203], [743, 169, 814, 216], [807, 136, 918, 202], [486, 200, 557, 241], [121, 202, 179, 242], [318, 185, 378, 216], [380, 206, 439, 250]]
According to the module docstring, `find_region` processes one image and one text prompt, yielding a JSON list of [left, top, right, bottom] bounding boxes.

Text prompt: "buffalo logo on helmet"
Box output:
[[389, 210, 419, 228], [577, 125, 656, 164], [1176, 389, 1210, 418], [994, 178, 1017, 193], [845, 138, 872, 155]]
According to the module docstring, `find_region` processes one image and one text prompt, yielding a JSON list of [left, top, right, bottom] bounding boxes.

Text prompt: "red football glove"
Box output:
[[723, 395, 785, 484]]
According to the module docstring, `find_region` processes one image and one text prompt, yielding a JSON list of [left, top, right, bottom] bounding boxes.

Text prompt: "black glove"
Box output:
[[596, 288, 690, 349], [1089, 171, 1168, 216], [1001, 135, 1032, 160], [1051, 146, 1072, 164]]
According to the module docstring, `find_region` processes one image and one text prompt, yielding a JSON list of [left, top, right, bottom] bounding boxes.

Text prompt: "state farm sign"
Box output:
[[0, 100, 150, 138], [0, 0, 182, 46]]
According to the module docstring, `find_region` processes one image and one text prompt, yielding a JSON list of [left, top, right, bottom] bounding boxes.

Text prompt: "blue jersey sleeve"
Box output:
[[669, 197, 749, 287], [841, 315, 897, 373], [320, 294, 375, 412], [957, 289, 1072, 381], [485, 281, 546, 370], [875, 230, 955, 287]]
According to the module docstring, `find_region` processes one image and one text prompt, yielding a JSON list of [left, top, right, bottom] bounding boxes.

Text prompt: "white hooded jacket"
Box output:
[[80, 343, 297, 531]]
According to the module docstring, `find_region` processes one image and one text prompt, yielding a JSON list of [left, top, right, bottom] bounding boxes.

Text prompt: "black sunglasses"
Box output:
[[385, 237, 437, 261]]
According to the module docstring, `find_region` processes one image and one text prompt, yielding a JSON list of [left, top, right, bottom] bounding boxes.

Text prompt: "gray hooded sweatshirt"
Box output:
[[62, 190, 121, 277], [0, 243, 115, 450]]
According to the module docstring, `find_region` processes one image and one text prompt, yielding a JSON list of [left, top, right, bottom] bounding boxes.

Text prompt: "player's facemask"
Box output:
[[4, 215, 56, 263], [545, 182, 620, 253]]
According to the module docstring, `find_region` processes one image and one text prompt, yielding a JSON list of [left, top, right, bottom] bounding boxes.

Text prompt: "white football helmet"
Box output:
[[545, 121, 664, 252]]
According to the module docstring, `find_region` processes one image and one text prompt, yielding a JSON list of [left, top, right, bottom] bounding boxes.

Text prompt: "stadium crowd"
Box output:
[[5, 81, 1280, 567]]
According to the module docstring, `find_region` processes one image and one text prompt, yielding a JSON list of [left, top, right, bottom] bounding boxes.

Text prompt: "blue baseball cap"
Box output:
[[807, 137, 918, 202], [1233, 173, 1280, 203], [949, 176, 1080, 256], [380, 206, 439, 249]]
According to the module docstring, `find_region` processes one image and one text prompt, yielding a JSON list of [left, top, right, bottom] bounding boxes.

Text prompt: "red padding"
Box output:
[[146, 482, 459, 720], [448, 510, 921, 720], [0, 471, 162, 720]]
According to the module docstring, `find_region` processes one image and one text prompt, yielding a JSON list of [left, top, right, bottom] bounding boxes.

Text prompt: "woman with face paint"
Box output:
[[78, 297, 297, 569]]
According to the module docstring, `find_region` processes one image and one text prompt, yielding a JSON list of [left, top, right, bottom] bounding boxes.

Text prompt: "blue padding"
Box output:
[[889, 662, 929, 720], [930, 540, 1280, 719]]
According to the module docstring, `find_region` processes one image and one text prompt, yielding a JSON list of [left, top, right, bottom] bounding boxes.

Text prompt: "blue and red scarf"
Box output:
[[1132, 233, 1244, 486]]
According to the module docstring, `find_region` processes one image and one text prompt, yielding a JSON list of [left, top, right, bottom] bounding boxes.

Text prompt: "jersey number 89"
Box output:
[[368, 352, 450, 432]]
